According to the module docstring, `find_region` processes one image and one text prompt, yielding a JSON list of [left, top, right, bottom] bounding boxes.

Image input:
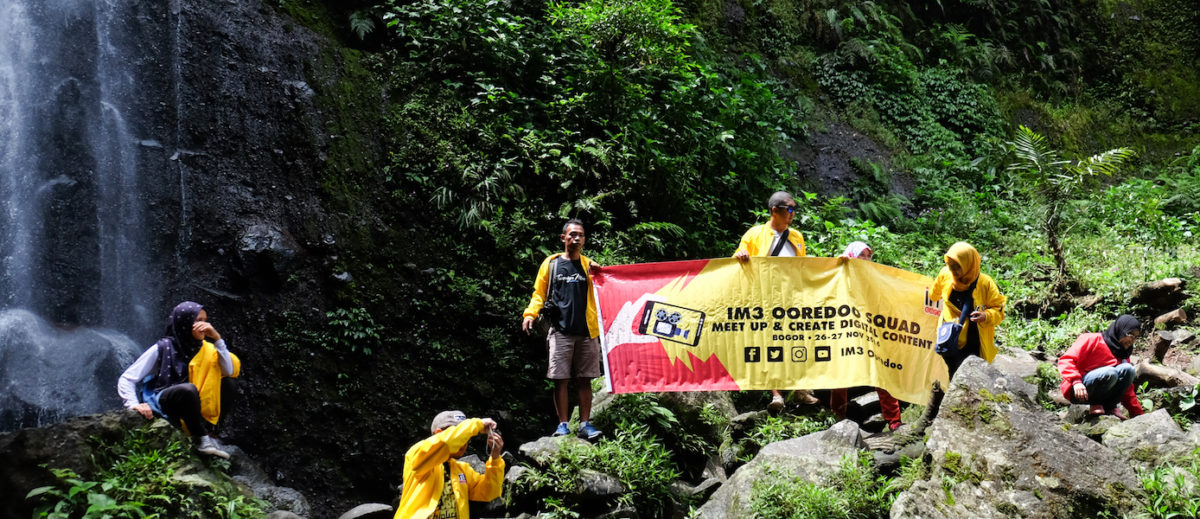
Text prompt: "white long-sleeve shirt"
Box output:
[[116, 339, 233, 408]]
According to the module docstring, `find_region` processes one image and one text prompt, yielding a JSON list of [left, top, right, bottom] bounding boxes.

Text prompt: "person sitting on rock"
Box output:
[[395, 411, 505, 519], [117, 301, 239, 458], [828, 241, 904, 431], [1058, 315, 1144, 420]]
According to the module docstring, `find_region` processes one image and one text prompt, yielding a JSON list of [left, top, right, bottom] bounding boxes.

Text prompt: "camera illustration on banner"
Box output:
[[638, 301, 706, 347]]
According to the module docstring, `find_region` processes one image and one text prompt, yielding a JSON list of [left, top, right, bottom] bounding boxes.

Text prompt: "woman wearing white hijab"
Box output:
[[829, 242, 903, 431]]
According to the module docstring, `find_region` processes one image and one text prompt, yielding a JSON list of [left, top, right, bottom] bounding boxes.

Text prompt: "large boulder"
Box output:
[[1102, 409, 1192, 469], [891, 357, 1143, 518], [695, 420, 865, 518]]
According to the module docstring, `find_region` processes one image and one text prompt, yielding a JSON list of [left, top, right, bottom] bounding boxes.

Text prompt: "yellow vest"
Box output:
[[394, 419, 506, 519], [734, 223, 806, 257], [188, 341, 240, 425], [522, 253, 600, 338]]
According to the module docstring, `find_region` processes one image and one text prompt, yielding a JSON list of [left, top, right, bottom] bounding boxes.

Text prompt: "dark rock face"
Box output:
[[891, 357, 1142, 519]]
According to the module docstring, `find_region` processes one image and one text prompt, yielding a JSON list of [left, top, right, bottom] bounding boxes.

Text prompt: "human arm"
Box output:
[[1119, 365, 1145, 417], [733, 228, 755, 261], [465, 431, 506, 502], [1057, 336, 1089, 401], [929, 268, 950, 303], [521, 257, 553, 332], [212, 339, 235, 376], [117, 346, 159, 417], [970, 276, 1007, 324], [403, 418, 491, 479]]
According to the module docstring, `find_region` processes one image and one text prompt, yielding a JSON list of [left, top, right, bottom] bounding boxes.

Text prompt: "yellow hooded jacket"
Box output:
[[522, 253, 599, 338], [733, 224, 806, 257], [394, 419, 505, 519], [187, 341, 240, 426], [929, 268, 1006, 362]]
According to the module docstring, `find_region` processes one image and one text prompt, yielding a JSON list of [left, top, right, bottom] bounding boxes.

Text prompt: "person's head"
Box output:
[[767, 191, 796, 229], [842, 241, 873, 261], [166, 301, 204, 351], [944, 242, 981, 287], [1103, 315, 1141, 357], [431, 410, 470, 456], [561, 219, 586, 254]]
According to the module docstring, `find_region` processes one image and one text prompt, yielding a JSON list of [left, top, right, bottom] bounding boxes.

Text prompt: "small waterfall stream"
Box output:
[[0, 0, 166, 431]]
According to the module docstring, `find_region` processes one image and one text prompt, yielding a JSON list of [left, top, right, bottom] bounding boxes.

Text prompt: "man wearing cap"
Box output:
[[733, 191, 818, 413], [394, 411, 505, 519]]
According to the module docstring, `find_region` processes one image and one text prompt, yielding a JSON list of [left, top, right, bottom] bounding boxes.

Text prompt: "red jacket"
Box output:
[[1057, 333, 1143, 416]]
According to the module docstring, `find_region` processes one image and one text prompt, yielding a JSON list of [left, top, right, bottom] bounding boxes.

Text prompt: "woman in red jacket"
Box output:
[[1057, 315, 1143, 419]]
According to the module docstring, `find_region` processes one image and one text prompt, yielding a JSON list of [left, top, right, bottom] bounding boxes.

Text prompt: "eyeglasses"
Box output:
[[774, 205, 796, 214]]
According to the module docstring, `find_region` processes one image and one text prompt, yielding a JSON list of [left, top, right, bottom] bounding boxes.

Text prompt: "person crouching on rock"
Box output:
[[116, 301, 240, 458], [395, 411, 505, 519], [1057, 315, 1144, 420]]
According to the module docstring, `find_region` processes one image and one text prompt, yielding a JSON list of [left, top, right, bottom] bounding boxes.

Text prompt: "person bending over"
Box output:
[[1058, 315, 1144, 420]]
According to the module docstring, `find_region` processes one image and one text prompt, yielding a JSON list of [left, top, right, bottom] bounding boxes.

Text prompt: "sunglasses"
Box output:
[[774, 205, 796, 214]]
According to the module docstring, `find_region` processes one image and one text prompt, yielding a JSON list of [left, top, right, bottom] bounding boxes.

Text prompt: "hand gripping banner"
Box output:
[[593, 257, 948, 404]]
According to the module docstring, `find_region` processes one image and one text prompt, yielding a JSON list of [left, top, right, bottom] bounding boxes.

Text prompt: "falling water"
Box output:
[[0, 0, 161, 431]]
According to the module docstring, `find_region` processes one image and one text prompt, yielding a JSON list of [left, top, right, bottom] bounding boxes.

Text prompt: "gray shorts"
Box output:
[[547, 330, 602, 380]]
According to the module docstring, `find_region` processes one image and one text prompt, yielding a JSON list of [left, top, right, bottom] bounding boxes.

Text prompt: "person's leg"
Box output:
[[574, 336, 604, 439], [577, 378, 593, 422], [768, 390, 785, 413], [1081, 365, 1124, 406], [829, 388, 849, 419], [547, 330, 576, 433], [554, 380, 570, 423], [877, 388, 902, 430], [157, 383, 208, 437]]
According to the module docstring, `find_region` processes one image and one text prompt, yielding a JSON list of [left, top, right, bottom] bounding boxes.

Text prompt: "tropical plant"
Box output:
[[1006, 125, 1134, 288]]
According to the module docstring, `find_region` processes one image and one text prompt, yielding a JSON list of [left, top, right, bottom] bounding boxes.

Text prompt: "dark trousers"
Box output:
[[158, 383, 209, 437], [942, 324, 981, 379]]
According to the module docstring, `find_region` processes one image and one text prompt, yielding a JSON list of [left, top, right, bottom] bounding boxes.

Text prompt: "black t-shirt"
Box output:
[[549, 257, 590, 336]]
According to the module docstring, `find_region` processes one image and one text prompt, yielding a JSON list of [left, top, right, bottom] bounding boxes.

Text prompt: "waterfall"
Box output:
[[0, 0, 162, 431]]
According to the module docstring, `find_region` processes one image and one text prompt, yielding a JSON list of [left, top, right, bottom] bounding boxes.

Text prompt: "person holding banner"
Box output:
[[928, 241, 1007, 377], [733, 190, 818, 413], [521, 219, 604, 439], [1057, 315, 1144, 420], [829, 241, 904, 431]]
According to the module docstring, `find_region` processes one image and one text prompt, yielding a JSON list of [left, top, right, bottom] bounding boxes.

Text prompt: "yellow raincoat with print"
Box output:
[[733, 224, 806, 257], [521, 253, 599, 338], [394, 418, 505, 519]]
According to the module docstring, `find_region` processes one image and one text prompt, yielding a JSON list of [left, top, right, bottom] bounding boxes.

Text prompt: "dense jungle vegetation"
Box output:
[[151, 0, 1200, 516], [266, 0, 1200, 515]]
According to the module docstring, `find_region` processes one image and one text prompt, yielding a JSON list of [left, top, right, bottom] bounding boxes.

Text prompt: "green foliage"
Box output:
[[747, 453, 894, 519], [516, 428, 683, 515], [1140, 448, 1200, 519], [326, 306, 383, 355], [26, 428, 269, 519], [744, 414, 835, 454], [1007, 125, 1135, 283]]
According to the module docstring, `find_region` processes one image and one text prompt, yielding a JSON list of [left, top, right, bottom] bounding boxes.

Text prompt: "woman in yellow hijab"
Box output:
[[929, 242, 1006, 376]]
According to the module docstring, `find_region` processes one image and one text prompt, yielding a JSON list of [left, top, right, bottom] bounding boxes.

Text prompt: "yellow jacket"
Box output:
[[521, 253, 599, 338], [394, 419, 505, 519], [733, 224, 806, 257], [188, 341, 240, 426], [929, 268, 1006, 362]]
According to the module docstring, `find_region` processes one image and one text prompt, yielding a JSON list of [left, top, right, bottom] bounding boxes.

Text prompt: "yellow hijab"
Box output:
[[944, 241, 981, 291]]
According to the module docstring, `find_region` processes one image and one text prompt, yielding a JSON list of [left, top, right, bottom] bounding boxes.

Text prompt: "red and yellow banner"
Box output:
[[593, 257, 947, 403]]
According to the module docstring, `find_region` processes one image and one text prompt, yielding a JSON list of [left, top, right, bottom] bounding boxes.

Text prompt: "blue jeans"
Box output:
[[1080, 363, 1136, 408]]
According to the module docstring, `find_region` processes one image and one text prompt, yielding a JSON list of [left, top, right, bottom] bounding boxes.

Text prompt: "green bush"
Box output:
[[748, 452, 894, 519]]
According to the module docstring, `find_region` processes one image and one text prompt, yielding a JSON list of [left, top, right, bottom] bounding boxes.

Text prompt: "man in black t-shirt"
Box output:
[[521, 219, 604, 439]]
